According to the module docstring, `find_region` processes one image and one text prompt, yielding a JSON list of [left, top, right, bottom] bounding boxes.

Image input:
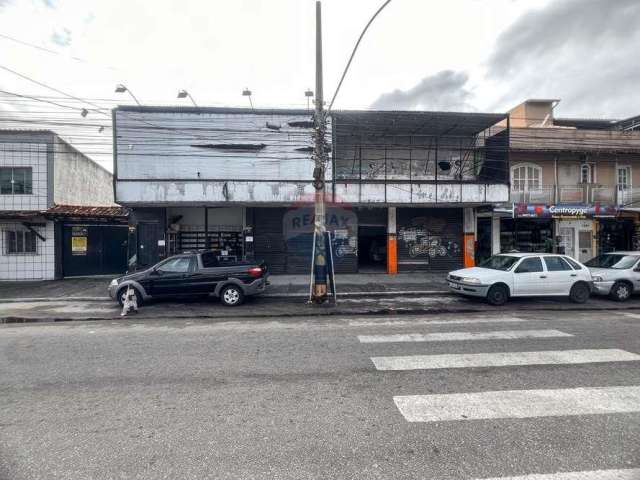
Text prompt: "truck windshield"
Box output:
[[585, 254, 640, 269], [478, 255, 519, 271]]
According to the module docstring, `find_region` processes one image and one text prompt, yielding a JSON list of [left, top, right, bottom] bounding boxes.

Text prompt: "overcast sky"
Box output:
[[1, 0, 639, 168]]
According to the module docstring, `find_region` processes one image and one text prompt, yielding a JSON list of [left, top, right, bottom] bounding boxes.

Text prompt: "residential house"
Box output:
[[0, 130, 127, 280], [477, 100, 640, 264]]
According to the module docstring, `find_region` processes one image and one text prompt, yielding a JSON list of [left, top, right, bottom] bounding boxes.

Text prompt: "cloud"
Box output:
[[370, 70, 475, 111], [486, 0, 640, 117], [50, 27, 71, 47]]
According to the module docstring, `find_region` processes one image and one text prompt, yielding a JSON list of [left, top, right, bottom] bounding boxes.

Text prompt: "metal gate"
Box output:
[[397, 208, 463, 272], [63, 224, 128, 277], [137, 222, 161, 268]]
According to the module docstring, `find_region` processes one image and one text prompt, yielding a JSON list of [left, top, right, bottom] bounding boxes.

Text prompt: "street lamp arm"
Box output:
[[326, 0, 392, 114]]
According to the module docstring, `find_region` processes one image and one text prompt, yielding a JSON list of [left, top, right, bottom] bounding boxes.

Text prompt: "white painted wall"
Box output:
[[0, 220, 55, 280], [53, 137, 114, 206], [0, 142, 48, 211]]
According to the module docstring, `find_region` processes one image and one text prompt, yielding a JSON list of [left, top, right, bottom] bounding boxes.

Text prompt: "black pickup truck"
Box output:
[[108, 251, 268, 307]]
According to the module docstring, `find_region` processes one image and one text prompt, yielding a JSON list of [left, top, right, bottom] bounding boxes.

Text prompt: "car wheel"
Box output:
[[486, 284, 508, 306], [220, 285, 244, 307], [117, 286, 142, 307], [569, 282, 590, 304], [610, 281, 632, 302]]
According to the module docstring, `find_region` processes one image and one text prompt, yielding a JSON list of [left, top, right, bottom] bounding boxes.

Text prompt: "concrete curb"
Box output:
[[0, 290, 449, 303], [3, 304, 640, 324]]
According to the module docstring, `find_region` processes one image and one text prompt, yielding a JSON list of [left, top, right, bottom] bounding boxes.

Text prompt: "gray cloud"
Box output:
[[51, 28, 71, 47], [487, 0, 640, 118], [371, 70, 475, 111]]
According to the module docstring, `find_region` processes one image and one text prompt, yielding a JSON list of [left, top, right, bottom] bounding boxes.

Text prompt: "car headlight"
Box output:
[[109, 279, 119, 287], [461, 277, 481, 285], [591, 275, 604, 282]]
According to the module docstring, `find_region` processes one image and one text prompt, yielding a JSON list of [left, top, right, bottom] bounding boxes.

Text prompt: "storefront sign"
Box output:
[[71, 226, 88, 255], [71, 236, 87, 255], [514, 203, 618, 219]]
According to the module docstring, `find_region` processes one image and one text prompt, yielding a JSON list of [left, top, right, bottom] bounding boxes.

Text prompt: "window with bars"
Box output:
[[0, 167, 33, 195], [4, 230, 38, 254]]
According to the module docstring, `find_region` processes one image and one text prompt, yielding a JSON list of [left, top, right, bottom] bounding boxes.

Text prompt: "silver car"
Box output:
[[586, 252, 640, 301]]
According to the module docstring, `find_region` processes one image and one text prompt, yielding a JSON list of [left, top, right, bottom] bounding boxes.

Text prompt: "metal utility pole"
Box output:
[[311, 0, 328, 303]]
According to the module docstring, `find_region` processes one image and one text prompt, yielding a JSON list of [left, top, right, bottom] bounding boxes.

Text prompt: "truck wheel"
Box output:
[[220, 285, 244, 306], [117, 286, 142, 307], [569, 282, 590, 304], [610, 281, 632, 302], [486, 284, 508, 306]]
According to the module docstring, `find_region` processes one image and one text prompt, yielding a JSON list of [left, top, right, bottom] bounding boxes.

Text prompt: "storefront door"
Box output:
[[558, 220, 594, 263]]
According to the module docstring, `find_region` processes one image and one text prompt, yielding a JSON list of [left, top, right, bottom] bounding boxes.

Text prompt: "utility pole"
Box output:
[[311, 0, 328, 303]]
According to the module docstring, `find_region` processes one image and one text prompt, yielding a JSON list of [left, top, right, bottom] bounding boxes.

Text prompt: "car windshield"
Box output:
[[585, 254, 640, 269], [478, 255, 519, 271]]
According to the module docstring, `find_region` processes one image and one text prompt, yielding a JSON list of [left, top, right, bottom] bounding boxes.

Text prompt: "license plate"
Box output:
[[449, 282, 461, 290]]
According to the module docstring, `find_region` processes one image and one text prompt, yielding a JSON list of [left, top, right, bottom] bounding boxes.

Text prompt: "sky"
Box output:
[[1, 0, 639, 169]]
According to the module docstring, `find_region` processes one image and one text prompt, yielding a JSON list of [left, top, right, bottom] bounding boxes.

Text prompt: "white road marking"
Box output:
[[620, 312, 640, 320], [474, 469, 640, 479], [371, 349, 640, 371], [349, 317, 527, 327], [394, 386, 640, 422], [358, 329, 572, 343]]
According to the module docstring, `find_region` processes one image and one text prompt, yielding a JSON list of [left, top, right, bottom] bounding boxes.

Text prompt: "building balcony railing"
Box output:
[[510, 184, 637, 206]]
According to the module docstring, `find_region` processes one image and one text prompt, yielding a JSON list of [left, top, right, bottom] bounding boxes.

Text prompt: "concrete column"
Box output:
[[387, 207, 397, 274], [492, 215, 501, 255], [463, 207, 476, 267]]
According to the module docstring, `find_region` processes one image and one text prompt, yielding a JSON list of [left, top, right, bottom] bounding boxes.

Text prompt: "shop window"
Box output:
[[0, 167, 33, 195], [544, 256, 572, 271], [4, 230, 37, 254], [511, 164, 542, 191]]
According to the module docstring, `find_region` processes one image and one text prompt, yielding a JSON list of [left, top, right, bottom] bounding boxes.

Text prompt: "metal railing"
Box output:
[[510, 184, 635, 205]]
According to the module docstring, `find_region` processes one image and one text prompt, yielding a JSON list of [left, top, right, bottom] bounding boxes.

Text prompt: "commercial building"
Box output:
[[479, 100, 640, 263], [113, 106, 510, 274], [0, 130, 127, 280]]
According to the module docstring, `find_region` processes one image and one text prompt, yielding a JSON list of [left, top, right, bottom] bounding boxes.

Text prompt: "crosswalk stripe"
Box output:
[[474, 468, 640, 479], [394, 386, 640, 422], [371, 348, 640, 371], [358, 329, 572, 343], [349, 317, 527, 327]]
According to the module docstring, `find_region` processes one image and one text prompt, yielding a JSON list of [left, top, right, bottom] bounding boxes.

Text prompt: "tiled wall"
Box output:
[[0, 220, 55, 280], [0, 142, 49, 211]]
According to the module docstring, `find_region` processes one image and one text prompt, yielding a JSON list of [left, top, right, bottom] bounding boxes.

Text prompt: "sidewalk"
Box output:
[[0, 273, 448, 302]]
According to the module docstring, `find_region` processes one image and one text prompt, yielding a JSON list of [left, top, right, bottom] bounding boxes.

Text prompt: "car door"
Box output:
[[630, 259, 640, 291], [512, 256, 546, 296], [148, 256, 194, 296], [185, 252, 223, 294], [542, 256, 576, 295]]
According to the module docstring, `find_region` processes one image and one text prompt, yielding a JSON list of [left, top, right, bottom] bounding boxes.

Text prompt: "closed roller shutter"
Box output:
[[397, 208, 463, 272], [253, 208, 287, 274]]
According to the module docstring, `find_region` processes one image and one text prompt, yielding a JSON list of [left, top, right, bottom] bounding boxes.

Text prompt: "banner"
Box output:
[[514, 203, 618, 219]]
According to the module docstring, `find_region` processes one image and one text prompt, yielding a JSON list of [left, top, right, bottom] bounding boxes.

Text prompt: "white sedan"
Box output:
[[447, 253, 593, 306]]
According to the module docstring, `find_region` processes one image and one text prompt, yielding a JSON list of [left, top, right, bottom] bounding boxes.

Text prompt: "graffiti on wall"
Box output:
[[398, 215, 460, 262], [399, 227, 460, 259]]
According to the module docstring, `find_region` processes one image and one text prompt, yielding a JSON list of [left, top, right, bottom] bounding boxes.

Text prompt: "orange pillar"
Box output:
[[463, 207, 476, 268], [387, 234, 398, 274], [387, 207, 398, 274], [463, 233, 475, 267]]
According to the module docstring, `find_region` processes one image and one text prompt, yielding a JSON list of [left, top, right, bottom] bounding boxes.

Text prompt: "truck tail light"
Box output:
[[247, 267, 263, 278]]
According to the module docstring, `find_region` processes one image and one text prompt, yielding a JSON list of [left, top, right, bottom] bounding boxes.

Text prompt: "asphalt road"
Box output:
[[1, 310, 639, 479]]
